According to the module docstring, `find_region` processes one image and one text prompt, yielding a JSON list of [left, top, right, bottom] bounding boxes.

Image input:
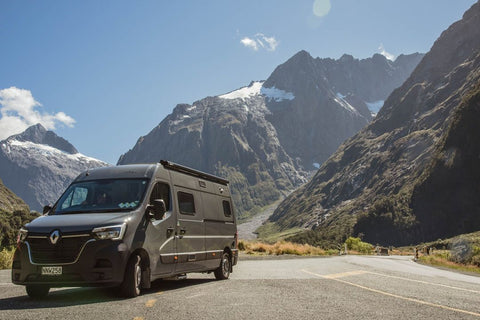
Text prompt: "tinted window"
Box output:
[[61, 187, 88, 209], [150, 182, 171, 210], [223, 200, 232, 217], [178, 192, 195, 215], [54, 179, 149, 214]]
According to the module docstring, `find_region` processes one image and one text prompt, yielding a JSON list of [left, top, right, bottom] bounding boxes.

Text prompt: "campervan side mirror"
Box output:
[[43, 205, 52, 215], [147, 199, 167, 220]]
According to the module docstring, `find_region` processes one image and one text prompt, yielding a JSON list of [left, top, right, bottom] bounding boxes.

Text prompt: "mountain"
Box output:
[[118, 51, 423, 218], [271, 1, 480, 247], [0, 179, 33, 247], [263, 50, 423, 168], [0, 178, 29, 214], [0, 124, 108, 211]]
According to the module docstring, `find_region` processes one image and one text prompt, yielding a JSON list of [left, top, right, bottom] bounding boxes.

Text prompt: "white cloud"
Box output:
[[241, 33, 278, 52], [241, 37, 258, 51], [378, 43, 396, 61], [0, 87, 75, 140]]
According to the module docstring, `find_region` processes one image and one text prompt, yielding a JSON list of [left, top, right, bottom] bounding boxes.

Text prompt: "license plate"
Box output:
[[41, 266, 62, 276]]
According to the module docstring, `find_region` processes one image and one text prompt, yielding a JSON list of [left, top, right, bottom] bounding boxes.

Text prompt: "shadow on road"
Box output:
[[0, 278, 215, 311]]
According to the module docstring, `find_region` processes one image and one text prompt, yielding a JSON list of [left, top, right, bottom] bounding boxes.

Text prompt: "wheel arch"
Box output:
[[130, 248, 151, 289]]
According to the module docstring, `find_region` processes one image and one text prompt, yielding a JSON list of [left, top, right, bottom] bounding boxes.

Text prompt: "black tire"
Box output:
[[26, 285, 50, 299], [214, 252, 231, 280], [120, 254, 142, 298]]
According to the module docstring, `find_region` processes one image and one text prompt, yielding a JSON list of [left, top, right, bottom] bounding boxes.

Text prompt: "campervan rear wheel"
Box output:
[[214, 252, 231, 280], [121, 254, 142, 297], [26, 284, 50, 299]]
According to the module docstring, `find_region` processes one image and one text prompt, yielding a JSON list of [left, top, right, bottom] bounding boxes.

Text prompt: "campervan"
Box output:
[[12, 160, 238, 298]]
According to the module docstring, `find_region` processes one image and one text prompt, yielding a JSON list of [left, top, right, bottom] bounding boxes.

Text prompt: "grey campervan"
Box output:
[[12, 160, 238, 298]]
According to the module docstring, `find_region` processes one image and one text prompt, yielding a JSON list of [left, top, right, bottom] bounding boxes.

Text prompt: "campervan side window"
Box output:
[[150, 182, 171, 210], [223, 200, 232, 217], [178, 191, 195, 215]]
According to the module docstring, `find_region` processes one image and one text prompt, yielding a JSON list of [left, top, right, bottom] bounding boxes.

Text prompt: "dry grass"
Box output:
[[389, 248, 415, 256], [239, 240, 334, 256], [419, 251, 480, 275], [0, 248, 14, 270]]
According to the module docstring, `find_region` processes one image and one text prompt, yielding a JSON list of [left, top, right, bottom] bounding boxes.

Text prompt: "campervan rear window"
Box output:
[[223, 200, 232, 217], [178, 192, 195, 215]]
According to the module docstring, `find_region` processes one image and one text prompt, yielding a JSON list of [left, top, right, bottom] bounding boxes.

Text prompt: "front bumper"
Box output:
[[12, 239, 129, 288]]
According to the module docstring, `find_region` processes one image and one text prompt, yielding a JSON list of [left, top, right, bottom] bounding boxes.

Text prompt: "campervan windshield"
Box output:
[[52, 178, 149, 214]]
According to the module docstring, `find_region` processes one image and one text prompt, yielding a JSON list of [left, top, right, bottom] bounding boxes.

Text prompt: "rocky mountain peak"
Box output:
[[339, 53, 355, 62], [7, 123, 78, 154], [270, 1, 480, 247], [0, 125, 107, 211], [118, 49, 423, 218]]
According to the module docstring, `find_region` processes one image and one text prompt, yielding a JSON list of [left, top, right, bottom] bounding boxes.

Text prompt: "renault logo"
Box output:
[[49, 230, 61, 245]]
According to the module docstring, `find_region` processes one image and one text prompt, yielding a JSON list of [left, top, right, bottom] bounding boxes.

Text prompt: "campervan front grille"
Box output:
[[27, 235, 91, 264]]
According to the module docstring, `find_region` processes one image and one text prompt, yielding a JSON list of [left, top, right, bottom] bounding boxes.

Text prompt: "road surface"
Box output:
[[1, 255, 479, 319]]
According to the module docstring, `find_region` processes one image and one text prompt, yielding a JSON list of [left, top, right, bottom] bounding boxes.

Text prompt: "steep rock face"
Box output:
[[263, 51, 423, 167], [272, 1, 480, 246], [0, 124, 108, 211], [118, 89, 307, 217], [409, 81, 480, 241], [0, 179, 29, 213], [118, 52, 423, 218]]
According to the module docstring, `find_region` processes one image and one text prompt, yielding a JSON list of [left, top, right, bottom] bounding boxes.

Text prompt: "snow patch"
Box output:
[[7, 140, 106, 164], [261, 86, 295, 102], [219, 82, 263, 100], [366, 100, 384, 114], [334, 96, 358, 114], [1, 143, 10, 154], [186, 105, 197, 112], [219, 81, 295, 102]]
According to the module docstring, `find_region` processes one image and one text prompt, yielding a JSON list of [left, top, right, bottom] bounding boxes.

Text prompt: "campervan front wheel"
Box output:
[[121, 254, 142, 297], [214, 252, 231, 280]]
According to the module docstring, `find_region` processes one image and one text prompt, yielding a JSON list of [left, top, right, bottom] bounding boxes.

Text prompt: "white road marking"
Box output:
[[302, 269, 480, 318]]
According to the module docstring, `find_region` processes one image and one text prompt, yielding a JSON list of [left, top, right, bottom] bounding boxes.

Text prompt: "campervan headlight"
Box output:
[[17, 227, 28, 244], [92, 223, 126, 240]]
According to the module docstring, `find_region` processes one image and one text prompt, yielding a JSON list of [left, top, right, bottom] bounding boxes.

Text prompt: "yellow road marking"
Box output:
[[133, 317, 144, 320], [145, 299, 157, 307], [302, 269, 480, 318]]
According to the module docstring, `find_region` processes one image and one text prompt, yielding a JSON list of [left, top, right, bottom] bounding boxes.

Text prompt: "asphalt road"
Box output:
[[1, 255, 480, 320]]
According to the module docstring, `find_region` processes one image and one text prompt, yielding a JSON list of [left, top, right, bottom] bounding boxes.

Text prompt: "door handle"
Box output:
[[167, 227, 174, 237], [176, 228, 186, 239]]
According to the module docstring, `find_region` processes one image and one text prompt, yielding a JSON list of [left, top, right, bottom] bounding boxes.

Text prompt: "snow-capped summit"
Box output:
[[0, 124, 108, 211], [118, 50, 423, 218], [219, 81, 295, 103]]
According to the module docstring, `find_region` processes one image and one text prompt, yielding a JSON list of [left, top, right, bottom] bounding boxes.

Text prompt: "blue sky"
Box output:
[[0, 0, 476, 164]]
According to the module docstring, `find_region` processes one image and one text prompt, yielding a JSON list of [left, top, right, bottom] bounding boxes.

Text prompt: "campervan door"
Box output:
[[143, 172, 177, 276], [171, 171, 206, 273], [203, 183, 235, 269]]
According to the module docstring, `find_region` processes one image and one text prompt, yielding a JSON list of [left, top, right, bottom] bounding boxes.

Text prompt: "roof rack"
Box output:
[[159, 160, 229, 185]]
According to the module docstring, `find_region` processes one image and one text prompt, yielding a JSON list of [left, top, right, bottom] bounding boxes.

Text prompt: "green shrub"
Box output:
[[345, 237, 374, 254]]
